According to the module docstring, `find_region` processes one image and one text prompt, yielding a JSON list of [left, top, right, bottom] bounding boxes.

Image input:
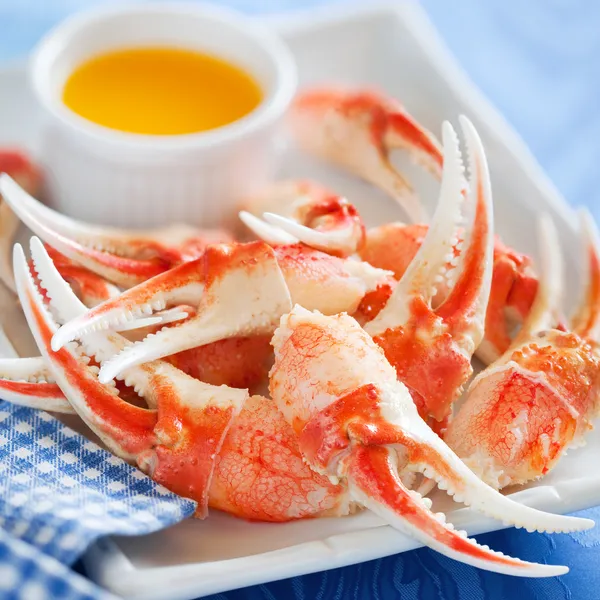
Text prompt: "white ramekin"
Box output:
[[29, 2, 297, 229]]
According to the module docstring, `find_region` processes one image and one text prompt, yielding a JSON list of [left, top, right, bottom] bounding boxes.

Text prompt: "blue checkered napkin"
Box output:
[[0, 527, 119, 600], [0, 401, 196, 565]]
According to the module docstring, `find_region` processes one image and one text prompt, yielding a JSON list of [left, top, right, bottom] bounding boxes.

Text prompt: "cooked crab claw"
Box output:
[[51, 258, 208, 351], [0, 174, 231, 288], [364, 117, 493, 428], [52, 238, 391, 368], [90, 242, 292, 383], [239, 180, 366, 257], [0, 356, 74, 413], [444, 212, 600, 489], [289, 88, 443, 223], [13, 237, 247, 514], [262, 210, 363, 257], [271, 306, 593, 576], [51, 240, 291, 354], [239, 211, 299, 246]]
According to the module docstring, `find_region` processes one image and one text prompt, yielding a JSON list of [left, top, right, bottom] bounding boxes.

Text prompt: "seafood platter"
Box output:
[[0, 3, 598, 599]]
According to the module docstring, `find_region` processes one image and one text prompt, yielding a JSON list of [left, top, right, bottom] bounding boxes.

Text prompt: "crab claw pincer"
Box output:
[[0, 356, 73, 413], [270, 306, 593, 576], [239, 180, 366, 257], [50, 240, 391, 381], [12, 237, 249, 515], [0, 173, 231, 288], [289, 88, 443, 223], [51, 241, 294, 383], [362, 116, 492, 431]]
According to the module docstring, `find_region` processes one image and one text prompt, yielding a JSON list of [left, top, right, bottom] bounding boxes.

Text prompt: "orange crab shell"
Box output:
[[358, 222, 538, 361], [359, 223, 428, 280], [372, 297, 472, 427], [166, 335, 274, 393], [209, 395, 348, 522], [445, 330, 600, 487]]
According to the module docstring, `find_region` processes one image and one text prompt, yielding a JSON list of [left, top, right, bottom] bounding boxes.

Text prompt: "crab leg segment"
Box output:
[[271, 306, 592, 576], [16, 239, 247, 514], [289, 88, 443, 223], [365, 117, 493, 424], [95, 242, 292, 383]]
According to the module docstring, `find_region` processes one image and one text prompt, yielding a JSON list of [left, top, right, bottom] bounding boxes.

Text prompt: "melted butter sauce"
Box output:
[[63, 46, 263, 135]]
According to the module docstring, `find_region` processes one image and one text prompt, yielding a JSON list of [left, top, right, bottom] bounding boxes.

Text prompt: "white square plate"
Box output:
[[0, 2, 598, 599]]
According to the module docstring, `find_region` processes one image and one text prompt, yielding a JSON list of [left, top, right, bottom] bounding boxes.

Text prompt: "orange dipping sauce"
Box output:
[[62, 47, 263, 135]]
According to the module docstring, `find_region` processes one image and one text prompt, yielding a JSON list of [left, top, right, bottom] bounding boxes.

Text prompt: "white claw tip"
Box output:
[[263, 211, 357, 254], [98, 368, 114, 385], [51, 327, 70, 352], [458, 115, 476, 137], [238, 211, 298, 245]]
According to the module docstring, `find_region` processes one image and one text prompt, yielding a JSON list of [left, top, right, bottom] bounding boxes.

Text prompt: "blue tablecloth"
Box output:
[[1, 1, 600, 599]]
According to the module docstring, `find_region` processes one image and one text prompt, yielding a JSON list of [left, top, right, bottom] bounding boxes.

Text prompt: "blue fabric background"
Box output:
[[1, 1, 600, 598]]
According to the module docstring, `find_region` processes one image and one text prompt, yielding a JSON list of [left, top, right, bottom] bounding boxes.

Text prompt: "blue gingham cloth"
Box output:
[[0, 400, 196, 599], [0, 527, 119, 600], [0, 402, 196, 565]]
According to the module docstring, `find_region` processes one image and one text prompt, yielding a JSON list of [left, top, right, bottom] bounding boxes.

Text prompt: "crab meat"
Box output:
[[209, 394, 351, 521]]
